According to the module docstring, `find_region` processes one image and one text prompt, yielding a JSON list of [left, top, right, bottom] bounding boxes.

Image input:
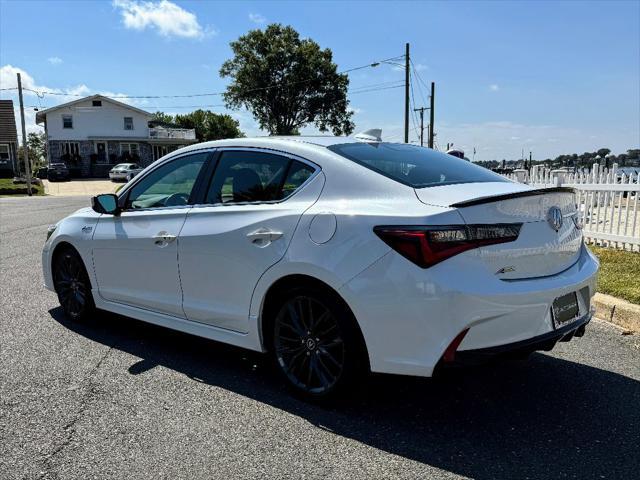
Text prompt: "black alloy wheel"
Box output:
[[53, 248, 95, 321], [272, 288, 365, 399]]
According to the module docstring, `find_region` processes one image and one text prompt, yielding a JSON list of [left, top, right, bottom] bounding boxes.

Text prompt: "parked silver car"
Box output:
[[109, 163, 142, 182]]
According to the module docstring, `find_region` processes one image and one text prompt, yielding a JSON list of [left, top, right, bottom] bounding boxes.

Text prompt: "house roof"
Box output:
[[0, 100, 18, 144], [35, 94, 152, 124]]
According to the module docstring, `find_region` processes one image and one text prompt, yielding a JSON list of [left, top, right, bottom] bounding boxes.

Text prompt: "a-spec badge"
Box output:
[[547, 206, 563, 232], [496, 266, 516, 275], [81, 226, 93, 234]]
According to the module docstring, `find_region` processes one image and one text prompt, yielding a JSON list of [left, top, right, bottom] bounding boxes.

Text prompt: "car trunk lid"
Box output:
[[415, 183, 582, 279]]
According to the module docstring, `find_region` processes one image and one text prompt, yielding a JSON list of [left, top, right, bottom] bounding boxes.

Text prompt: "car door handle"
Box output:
[[153, 232, 177, 246], [247, 228, 283, 246]]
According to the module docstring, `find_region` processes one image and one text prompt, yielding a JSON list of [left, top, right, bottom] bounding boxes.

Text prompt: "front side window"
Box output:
[[62, 115, 73, 129], [205, 151, 315, 205], [125, 152, 208, 209], [327, 142, 507, 188], [124, 117, 133, 130]]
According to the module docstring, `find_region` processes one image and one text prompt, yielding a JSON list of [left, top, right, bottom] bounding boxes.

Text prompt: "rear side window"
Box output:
[[205, 151, 315, 204], [327, 142, 507, 188]]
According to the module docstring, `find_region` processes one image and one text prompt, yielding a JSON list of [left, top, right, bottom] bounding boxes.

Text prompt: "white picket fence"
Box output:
[[504, 163, 640, 251]]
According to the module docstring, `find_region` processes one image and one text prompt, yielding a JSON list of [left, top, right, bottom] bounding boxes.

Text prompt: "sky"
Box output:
[[0, 0, 638, 161]]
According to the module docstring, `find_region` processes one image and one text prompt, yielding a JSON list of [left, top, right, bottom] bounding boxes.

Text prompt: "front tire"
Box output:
[[52, 247, 95, 322], [270, 287, 366, 401]]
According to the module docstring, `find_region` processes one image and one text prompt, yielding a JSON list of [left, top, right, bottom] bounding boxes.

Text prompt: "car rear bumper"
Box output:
[[451, 308, 592, 365], [340, 242, 598, 378]]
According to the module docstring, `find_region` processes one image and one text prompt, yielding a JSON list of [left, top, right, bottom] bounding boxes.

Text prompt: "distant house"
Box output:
[[35, 94, 197, 177], [0, 100, 19, 178]]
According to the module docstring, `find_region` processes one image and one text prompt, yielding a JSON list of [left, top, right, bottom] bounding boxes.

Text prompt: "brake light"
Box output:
[[374, 224, 522, 268]]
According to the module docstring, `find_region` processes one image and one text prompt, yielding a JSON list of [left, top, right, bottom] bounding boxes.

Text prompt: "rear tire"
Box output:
[[269, 286, 367, 401], [52, 247, 96, 322]]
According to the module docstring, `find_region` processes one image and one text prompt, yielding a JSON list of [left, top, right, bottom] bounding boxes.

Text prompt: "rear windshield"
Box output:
[[327, 142, 507, 188]]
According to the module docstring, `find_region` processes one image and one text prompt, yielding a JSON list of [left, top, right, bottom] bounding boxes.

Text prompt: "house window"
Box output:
[[92, 100, 102, 107], [61, 142, 80, 156], [124, 117, 134, 130], [120, 143, 139, 158], [0, 144, 9, 164], [62, 114, 73, 129]]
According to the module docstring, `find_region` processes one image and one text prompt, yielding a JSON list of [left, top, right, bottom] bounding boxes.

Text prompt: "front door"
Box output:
[[96, 142, 107, 163], [178, 149, 323, 332], [91, 151, 210, 316]]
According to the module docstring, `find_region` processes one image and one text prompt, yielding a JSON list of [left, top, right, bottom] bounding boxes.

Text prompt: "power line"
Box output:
[[409, 59, 428, 106], [1, 55, 407, 100], [408, 70, 422, 143], [23, 82, 405, 111]]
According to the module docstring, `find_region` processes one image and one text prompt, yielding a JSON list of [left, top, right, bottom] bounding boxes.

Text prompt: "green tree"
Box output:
[[17, 132, 46, 170], [151, 111, 175, 124], [174, 110, 244, 142], [596, 148, 611, 158], [220, 24, 354, 136]]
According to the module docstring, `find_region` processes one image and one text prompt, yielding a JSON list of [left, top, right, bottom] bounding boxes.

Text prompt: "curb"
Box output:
[[593, 292, 640, 332]]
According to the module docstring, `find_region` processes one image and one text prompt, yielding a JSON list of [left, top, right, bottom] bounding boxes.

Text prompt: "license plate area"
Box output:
[[552, 292, 579, 328]]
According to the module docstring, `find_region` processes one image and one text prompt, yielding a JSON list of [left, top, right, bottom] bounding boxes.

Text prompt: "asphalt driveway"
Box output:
[[1, 196, 639, 479]]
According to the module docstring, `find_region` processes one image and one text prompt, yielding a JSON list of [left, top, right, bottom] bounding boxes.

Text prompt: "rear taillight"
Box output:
[[374, 224, 522, 268]]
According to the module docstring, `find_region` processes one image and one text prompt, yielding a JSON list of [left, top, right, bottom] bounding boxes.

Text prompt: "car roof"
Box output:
[[172, 135, 356, 154]]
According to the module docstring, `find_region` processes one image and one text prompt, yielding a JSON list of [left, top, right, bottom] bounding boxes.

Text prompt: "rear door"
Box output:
[[178, 149, 324, 333]]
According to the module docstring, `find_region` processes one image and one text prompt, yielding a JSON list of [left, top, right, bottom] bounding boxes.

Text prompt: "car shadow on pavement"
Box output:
[[50, 307, 639, 480]]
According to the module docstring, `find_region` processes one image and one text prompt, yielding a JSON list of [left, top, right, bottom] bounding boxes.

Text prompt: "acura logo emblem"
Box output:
[[547, 206, 563, 231]]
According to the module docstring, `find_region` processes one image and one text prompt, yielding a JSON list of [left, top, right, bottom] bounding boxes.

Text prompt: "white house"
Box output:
[[35, 94, 197, 177]]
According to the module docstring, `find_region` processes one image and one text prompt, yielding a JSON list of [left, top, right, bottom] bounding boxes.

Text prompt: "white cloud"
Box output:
[[47, 57, 63, 65], [112, 0, 214, 39], [489, 84, 499, 91], [248, 12, 266, 24]]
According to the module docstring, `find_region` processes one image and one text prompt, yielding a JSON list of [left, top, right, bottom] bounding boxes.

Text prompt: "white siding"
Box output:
[[45, 99, 151, 140]]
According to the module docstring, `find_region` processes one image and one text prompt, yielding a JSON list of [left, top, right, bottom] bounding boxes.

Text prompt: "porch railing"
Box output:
[[149, 127, 196, 140]]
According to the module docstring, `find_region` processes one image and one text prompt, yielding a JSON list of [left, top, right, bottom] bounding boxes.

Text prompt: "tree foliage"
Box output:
[[220, 24, 354, 136], [151, 111, 175, 125], [17, 132, 46, 170], [475, 147, 640, 169], [174, 110, 244, 142], [152, 110, 244, 142]]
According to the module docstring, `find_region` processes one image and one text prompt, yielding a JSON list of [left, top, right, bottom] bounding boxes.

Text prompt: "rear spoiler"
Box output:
[[450, 187, 575, 208]]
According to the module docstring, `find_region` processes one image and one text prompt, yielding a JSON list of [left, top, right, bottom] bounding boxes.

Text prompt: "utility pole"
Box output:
[[428, 82, 435, 148], [404, 43, 410, 143], [17, 73, 32, 196], [413, 106, 427, 146]]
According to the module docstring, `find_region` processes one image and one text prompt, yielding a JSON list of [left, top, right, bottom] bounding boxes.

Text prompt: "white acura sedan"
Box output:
[[43, 134, 598, 399]]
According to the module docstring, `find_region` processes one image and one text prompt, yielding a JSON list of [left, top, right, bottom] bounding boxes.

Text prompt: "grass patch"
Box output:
[[589, 245, 640, 304], [0, 178, 44, 196]]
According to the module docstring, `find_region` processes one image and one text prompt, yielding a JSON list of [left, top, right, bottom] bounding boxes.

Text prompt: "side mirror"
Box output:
[[91, 194, 120, 215]]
